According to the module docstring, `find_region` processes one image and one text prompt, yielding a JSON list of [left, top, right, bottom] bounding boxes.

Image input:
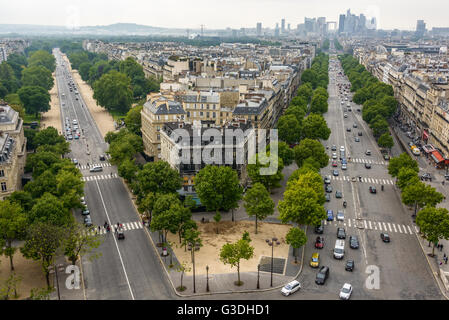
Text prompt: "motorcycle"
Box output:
[[343, 201, 347, 208]]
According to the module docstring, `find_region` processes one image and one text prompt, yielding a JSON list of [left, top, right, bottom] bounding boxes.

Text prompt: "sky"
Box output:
[[1, 0, 448, 31]]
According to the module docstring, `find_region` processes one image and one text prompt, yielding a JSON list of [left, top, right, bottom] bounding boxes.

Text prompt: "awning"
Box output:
[[423, 130, 429, 140], [431, 150, 445, 163]]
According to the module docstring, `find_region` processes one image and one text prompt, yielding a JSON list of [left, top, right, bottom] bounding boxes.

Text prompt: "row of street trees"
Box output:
[[388, 153, 449, 255], [339, 54, 396, 151], [0, 127, 101, 298]]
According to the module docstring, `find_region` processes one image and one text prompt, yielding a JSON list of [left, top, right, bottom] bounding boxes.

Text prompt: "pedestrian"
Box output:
[[445, 257, 448, 264], [443, 181, 445, 186], [98, 225, 101, 233], [441, 244, 444, 251], [444, 253, 447, 259], [440, 261, 443, 266], [104, 221, 107, 228]]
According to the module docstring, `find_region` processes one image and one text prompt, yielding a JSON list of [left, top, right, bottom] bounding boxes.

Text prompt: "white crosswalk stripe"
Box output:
[[387, 223, 392, 232], [383, 222, 387, 231], [392, 224, 397, 233], [378, 222, 383, 231], [397, 224, 402, 233], [82, 173, 118, 182], [368, 221, 372, 229], [348, 219, 351, 227], [364, 220, 368, 229], [79, 162, 112, 170], [414, 226, 419, 233], [408, 226, 413, 234]]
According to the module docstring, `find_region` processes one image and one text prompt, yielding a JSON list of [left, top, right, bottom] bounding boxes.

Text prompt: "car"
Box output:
[[358, 132, 363, 136], [80, 197, 86, 206], [347, 108, 352, 112], [315, 223, 324, 234], [341, 163, 347, 170], [73, 125, 78, 130], [332, 160, 338, 167], [315, 236, 325, 249], [82, 208, 90, 215], [315, 266, 330, 285], [365, 163, 372, 169], [335, 191, 342, 198], [383, 154, 390, 160], [365, 150, 371, 155], [325, 185, 333, 193], [99, 155, 106, 161], [67, 135, 73, 140], [72, 158, 78, 165], [331, 145, 337, 151], [327, 210, 334, 221], [324, 176, 331, 184], [346, 128, 351, 132], [339, 283, 353, 300], [117, 227, 125, 240], [341, 158, 347, 165], [345, 260, 354, 271], [340, 146, 345, 152], [355, 137, 360, 142], [353, 123, 357, 128], [336, 210, 344, 221], [381, 233, 390, 243], [333, 170, 339, 176], [310, 253, 320, 268], [337, 227, 346, 239], [344, 113, 348, 118], [332, 152, 337, 159], [73, 119, 78, 125], [357, 108, 361, 112], [281, 280, 301, 296], [89, 166, 103, 172], [369, 186, 377, 193], [74, 135, 79, 140], [349, 235, 359, 249], [84, 215, 93, 227]]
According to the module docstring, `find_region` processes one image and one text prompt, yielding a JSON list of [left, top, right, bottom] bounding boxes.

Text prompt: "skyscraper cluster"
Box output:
[[338, 9, 376, 35]]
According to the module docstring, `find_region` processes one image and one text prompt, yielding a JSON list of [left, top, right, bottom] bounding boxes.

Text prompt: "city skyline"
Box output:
[[1, 0, 448, 31]]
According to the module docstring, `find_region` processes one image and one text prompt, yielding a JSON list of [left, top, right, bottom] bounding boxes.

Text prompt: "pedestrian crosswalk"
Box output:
[[84, 221, 144, 236], [79, 162, 112, 170], [323, 218, 418, 235], [82, 173, 118, 182], [330, 175, 395, 185], [350, 158, 388, 166]]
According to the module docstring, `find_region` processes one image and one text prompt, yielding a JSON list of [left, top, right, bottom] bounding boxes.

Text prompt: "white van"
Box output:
[[333, 240, 345, 259]]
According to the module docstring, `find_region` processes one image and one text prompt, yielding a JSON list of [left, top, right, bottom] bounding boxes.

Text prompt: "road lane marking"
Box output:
[[397, 224, 402, 233], [415, 226, 419, 233], [94, 180, 135, 300], [392, 224, 397, 233], [383, 222, 387, 231], [408, 226, 413, 234], [387, 223, 392, 232], [368, 221, 372, 229], [348, 219, 351, 227], [378, 222, 383, 231]]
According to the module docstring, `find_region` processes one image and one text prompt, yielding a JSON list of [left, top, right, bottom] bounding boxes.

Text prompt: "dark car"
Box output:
[[383, 154, 390, 160], [315, 223, 324, 234], [117, 227, 125, 240], [355, 137, 360, 142], [315, 236, 325, 249], [99, 155, 106, 161], [335, 191, 343, 198], [325, 193, 331, 202], [331, 145, 337, 151], [381, 233, 390, 243], [325, 185, 333, 193], [315, 266, 330, 285], [358, 132, 363, 136], [345, 260, 354, 271], [327, 210, 334, 221], [353, 123, 357, 128], [365, 163, 372, 169], [333, 170, 339, 176], [346, 128, 351, 132], [369, 186, 377, 194], [337, 227, 346, 239], [349, 235, 359, 249], [84, 215, 92, 227]]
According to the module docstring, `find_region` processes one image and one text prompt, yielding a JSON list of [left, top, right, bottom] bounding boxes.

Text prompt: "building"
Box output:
[[281, 19, 286, 34], [0, 102, 26, 200], [256, 23, 262, 36], [416, 20, 427, 38]]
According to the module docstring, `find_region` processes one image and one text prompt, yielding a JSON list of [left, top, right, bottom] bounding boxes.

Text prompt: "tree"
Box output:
[[135, 161, 182, 200], [310, 93, 328, 114], [370, 118, 389, 138], [21, 66, 54, 91], [302, 113, 331, 140], [293, 138, 328, 168], [213, 211, 222, 234], [108, 129, 143, 164], [297, 83, 313, 102], [284, 105, 306, 123], [17, 86, 50, 117], [388, 153, 419, 178], [0, 272, 22, 300], [287, 171, 326, 204], [397, 167, 420, 191], [27, 192, 73, 227], [181, 228, 202, 293], [118, 158, 139, 182], [243, 183, 274, 234], [28, 50, 56, 72], [290, 96, 307, 110], [4, 53, 28, 80], [0, 200, 27, 271], [279, 186, 326, 226], [151, 193, 185, 244], [219, 235, 254, 286], [402, 182, 444, 216], [195, 165, 242, 215], [301, 69, 318, 88], [416, 207, 449, 256], [247, 153, 284, 191], [175, 261, 191, 292], [78, 62, 92, 81], [276, 114, 301, 144], [93, 70, 133, 113], [124, 105, 143, 135], [285, 227, 307, 263], [0, 62, 20, 94], [378, 133, 394, 150], [7, 190, 35, 212], [34, 127, 67, 149], [63, 222, 103, 266], [137, 192, 157, 225], [267, 141, 294, 166], [21, 222, 65, 288]]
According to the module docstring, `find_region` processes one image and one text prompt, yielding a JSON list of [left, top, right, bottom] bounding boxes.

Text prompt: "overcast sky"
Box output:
[[1, 0, 448, 31]]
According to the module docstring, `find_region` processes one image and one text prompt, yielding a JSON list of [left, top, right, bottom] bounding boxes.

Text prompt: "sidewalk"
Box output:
[[49, 256, 85, 300], [391, 121, 449, 298]]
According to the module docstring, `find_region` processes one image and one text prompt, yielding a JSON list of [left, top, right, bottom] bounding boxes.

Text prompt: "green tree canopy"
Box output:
[[135, 161, 182, 200], [285, 227, 307, 263], [21, 65, 54, 91], [247, 153, 284, 191], [416, 207, 449, 256], [388, 152, 419, 178], [243, 183, 275, 234], [17, 86, 51, 116], [28, 50, 56, 72], [378, 133, 394, 149], [276, 114, 302, 144], [219, 235, 254, 286], [293, 138, 328, 168], [124, 105, 143, 135], [302, 113, 331, 140], [93, 70, 133, 113]]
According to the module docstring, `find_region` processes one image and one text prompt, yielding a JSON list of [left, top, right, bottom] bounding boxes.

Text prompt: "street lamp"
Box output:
[[206, 265, 209, 292], [266, 237, 280, 287]]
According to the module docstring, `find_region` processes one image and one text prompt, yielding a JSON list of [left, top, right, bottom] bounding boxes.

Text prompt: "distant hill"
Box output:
[[0, 23, 193, 36]]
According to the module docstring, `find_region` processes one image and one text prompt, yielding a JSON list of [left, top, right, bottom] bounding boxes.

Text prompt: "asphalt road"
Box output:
[[53, 48, 175, 300]]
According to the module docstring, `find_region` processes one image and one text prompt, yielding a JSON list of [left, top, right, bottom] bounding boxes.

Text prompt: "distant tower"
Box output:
[[281, 19, 286, 33], [186, 29, 190, 38], [256, 22, 262, 36], [200, 24, 204, 37]]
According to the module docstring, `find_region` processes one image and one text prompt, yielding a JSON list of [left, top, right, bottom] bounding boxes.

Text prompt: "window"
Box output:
[[213, 112, 216, 118], [187, 111, 190, 117], [200, 112, 203, 117], [157, 134, 160, 141], [0, 170, 4, 177], [1, 182, 6, 192], [206, 104, 209, 109], [156, 126, 160, 132], [206, 112, 210, 118], [193, 111, 197, 117], [165, 115, 169, 121]]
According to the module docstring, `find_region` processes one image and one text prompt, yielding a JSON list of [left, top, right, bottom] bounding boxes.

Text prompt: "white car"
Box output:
[[340, 146, 345, 152], [281, 280, 301, 296], [339, 283, 353, 300], [336, 210, 345, 221], [332, 153, 337, 159]]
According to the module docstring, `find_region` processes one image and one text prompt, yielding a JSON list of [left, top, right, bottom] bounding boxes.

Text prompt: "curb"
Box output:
[[121, 177, 306, 297]]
